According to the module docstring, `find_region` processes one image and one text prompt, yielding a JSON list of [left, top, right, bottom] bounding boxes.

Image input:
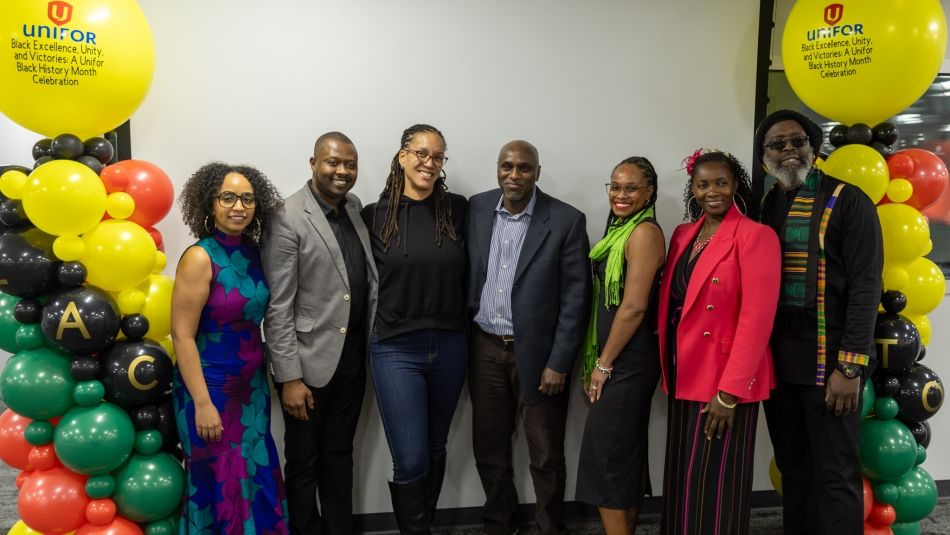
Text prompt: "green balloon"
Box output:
[[145, 518, 176, 535], [874, 481, 899, 504], [0, 292, 21, 353], [86, 474, 116, 499], [0, 347, 75, 419], [15, 324, 45, 350], [73, 380, 106, 406], [873, 397, 899, 420], [861, 379, 876, 418], [916, 444, 927, 466], [891, 521, 922, 535], [54, 402, 135, 475], [892, 466, 937, 523], [134, 430, 163, 456], [113, 452, 185, 522], [24, 420, 54, 445], [860, 417, 917, 481]]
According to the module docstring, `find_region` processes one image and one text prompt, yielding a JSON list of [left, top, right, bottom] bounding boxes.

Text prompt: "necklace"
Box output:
[[692, 235, 713, 253]]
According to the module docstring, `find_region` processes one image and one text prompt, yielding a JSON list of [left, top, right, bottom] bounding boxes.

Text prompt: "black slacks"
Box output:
[[763, 382, 863, 535], [280, 344, 366, 535], [469, 326, 569, 535]]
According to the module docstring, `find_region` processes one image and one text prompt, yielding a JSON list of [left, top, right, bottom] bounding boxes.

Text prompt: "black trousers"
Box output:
[[763, 382, 863, 535], [280, 344, 366, 535], [469, 326, 569, 535]]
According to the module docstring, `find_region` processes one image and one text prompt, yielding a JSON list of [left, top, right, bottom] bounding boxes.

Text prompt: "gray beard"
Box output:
[[765, 155, 811, 190]]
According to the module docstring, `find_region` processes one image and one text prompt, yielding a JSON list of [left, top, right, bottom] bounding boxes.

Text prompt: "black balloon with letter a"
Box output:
[[99, 339, 173, 409], [40, 285, 120, 355]]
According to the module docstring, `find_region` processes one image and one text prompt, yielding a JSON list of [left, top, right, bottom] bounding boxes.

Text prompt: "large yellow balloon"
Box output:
[[877, 204, 930, 267], [22, 160, 105, 236], [902, 257, 946, 316], [0, 0, 155, 139], [81, 220, 157, 291], [822, 144, 889, 204], [907, 315, 932, 347], [140, 274, 173, 340], [782, 0, 947, 125]]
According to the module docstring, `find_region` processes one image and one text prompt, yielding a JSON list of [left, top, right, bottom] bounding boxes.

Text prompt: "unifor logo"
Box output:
[[47, 1, 73, 26], [823, 3, 844, 26]]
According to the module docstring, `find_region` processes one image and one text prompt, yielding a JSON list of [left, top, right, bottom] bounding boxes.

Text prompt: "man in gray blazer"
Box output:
[[263, 131, 378, 535], [466, 140, 591, 535]]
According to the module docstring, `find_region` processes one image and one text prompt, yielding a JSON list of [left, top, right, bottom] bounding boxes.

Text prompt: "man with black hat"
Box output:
[[755, 109, 883, 534]]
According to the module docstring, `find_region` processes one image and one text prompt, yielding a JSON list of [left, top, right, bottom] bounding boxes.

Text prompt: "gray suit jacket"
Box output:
[[262, 185, 378, 388]]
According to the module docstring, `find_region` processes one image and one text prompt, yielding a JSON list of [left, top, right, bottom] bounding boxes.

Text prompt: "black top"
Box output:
[[362, 191, 468, 340], [310, 185, 368, 336], [760, 173, 883, 384]]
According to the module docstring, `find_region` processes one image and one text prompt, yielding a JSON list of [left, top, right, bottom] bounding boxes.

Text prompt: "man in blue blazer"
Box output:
[[466, 140, 591, 535]]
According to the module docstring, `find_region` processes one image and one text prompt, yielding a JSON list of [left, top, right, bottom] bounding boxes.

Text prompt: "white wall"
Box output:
[[9, 0, 914, 516]]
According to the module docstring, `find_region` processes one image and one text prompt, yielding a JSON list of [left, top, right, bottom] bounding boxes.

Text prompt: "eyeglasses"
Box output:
[[403, 148, 448, 166], [215, 191, 256, 208], [763, 135, 810, 152], [606, 184, 649, 196]]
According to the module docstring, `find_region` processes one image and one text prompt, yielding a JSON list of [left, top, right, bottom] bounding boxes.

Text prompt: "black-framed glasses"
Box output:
[[762, 135, 810, 152], [215, 191, 256, 208], [403, 148, 448, 165], [606, 184, 649, 196]]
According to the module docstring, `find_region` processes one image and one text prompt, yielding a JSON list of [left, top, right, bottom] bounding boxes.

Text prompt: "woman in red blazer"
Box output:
[[657, 150, 780, 535]]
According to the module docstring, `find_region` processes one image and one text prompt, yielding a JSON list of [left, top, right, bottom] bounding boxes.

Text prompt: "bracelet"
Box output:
[[716, 391, 738, 409], [595, 358, 613, 379]]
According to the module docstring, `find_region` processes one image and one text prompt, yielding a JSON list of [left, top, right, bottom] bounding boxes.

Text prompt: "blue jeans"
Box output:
[[370, 329, 468, 483]]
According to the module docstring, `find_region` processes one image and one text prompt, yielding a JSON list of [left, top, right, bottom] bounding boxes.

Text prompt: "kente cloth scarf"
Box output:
[[581, 206, 655, 386], [780, 168, 823, 307]]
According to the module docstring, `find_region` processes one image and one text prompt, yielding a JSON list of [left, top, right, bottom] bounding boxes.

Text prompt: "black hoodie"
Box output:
[[362, 191, 468, 340]]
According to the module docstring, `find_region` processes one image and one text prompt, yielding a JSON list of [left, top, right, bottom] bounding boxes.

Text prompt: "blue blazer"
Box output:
[[466, 188, 592, 402]]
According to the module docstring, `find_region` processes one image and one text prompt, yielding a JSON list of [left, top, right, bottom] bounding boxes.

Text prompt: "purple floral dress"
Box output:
[[173, 230, 288, 534]]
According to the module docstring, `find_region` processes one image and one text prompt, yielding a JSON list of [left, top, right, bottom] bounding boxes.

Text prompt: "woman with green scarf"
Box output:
[[575, 156, 665, 535]]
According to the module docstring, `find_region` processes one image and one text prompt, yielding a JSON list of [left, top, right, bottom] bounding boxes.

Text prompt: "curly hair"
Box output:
[[682, 151, 754, 222], [372, 124, 458, 249], [178, 162, 283, 246], [605, 156, 659, 228]]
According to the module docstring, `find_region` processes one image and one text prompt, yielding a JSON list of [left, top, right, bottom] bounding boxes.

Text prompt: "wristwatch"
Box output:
[[837, 361, 861, 379]]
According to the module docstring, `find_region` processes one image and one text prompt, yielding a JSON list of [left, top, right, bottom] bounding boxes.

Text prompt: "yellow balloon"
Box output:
[[153, 251, 168, 273], [158, 336, 176, 364], [22, 160, 105, 235], [886, 178, 914, 204], [141, 274, 173, 339], [0, 0, 155, 139], [81, 219, 157, 291], [822, 144, 889, 204], [5, 520, 72, 535], [106, 191, 135, 220], [902, 256, 946, 316], [877, 203, 930, 266], [769, 457, 782, 495], [907, 315, 932, 346], [782, 0, 947, 125], [115, 287, 146, 315], [53, 234, 85, 261], [882, 266, 909, 291], [0, 170, 28, 199]]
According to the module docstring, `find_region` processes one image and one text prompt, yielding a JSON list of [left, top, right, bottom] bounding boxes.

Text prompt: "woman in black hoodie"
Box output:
[[362, 124, 468, 534]]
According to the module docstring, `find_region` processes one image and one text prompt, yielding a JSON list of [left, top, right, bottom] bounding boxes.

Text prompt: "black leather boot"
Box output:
[[389, 479, 431, 535], [427, 455, 447, 526]]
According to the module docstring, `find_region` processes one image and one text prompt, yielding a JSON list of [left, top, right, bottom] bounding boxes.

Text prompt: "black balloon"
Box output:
[[918, 346, 927, 362], [0, 196, 28, 229], [904, 420, 931, 449], [829, 124, 850, 147], [121, 314, 150, 340], [846, 123, 873, 145], [893, 364, 944, 423], [874, 372, 901, 397], [872, 122, 899, 146], [870, 141, 892, 159], [75, 155, 103, 175], [0, 227, 60, 297], [70, 356, 100, 381], [99, 339, 173, 409], [50, 133, 84, 160], [155, 401, 180, 454], [83, 137, 115, 165], [131, 404, 160, 430], [874, 313, 921, 371], [41, 285, 120, 355], [57, 262, 87, 287], [881, 290, 907, 314], [33, 156, 52, 169], [13, 298, 42, 324], [31, 139, 53, 161]]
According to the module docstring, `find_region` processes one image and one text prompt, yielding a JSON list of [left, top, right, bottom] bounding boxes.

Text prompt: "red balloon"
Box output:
[[28, 444, 60, 471], [0, 408, 33, 469], [86, 498, 118, 526], [886, 148, 949, 210], [146, 226, 165, 251], [868, 502, 897, 527], [99, 160, 174, 228], [863, 477, 873, 520], [16, 468, 32, 489], [18, 466, 89, 533], [76, 516, 144, 535], [863, 523, 893, 535]]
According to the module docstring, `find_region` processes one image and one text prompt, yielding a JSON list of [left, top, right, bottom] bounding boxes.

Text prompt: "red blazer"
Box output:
[[657, 204, 780, 403]]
